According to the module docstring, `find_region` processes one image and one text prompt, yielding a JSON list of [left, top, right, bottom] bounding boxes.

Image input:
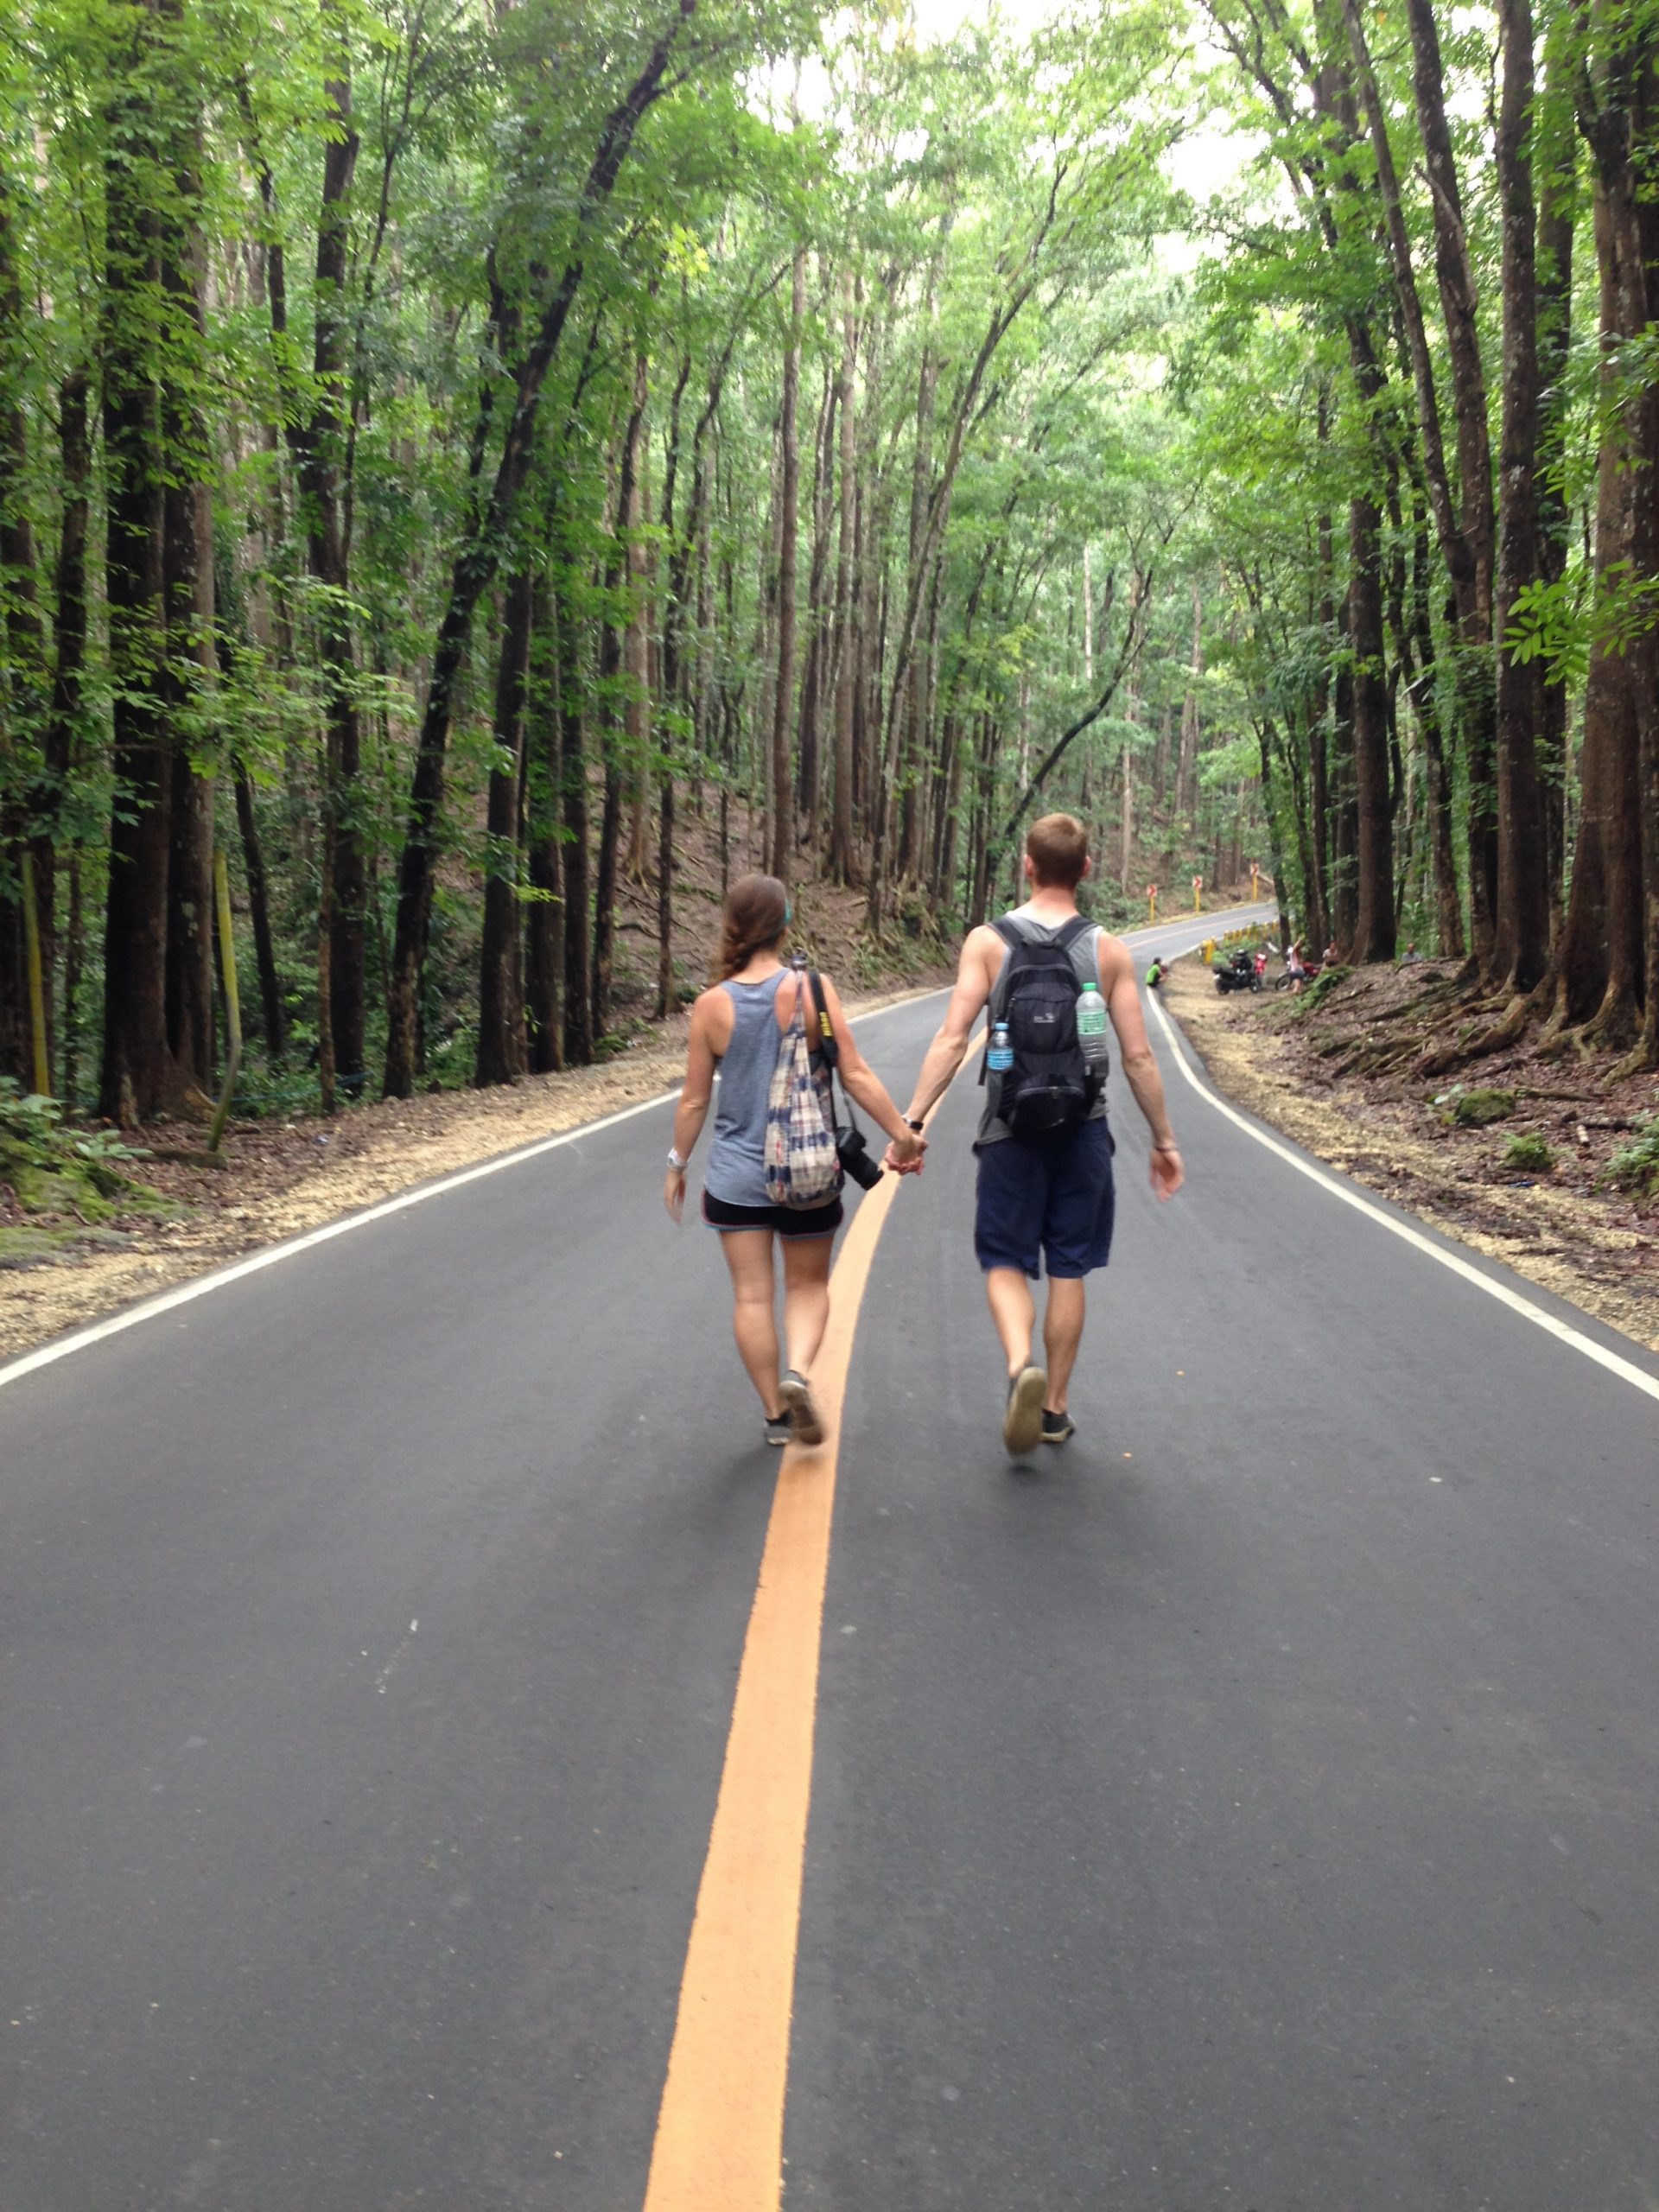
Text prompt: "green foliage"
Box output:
[[1502, 1132, 1554, 1173], [1294, 965, 1352, 1014], [1606, 1117, 1659, 1200], [1436, 1086, 1516, 1129], [0, 1078, 158, 1219]]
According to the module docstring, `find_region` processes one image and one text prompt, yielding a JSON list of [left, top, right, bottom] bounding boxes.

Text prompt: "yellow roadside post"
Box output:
[[1147, 884, 1157, 925], [1202, 937, 1215, 967], [20, 849, 50, 1097], [1192, 873, 1203, 914], [207, 851, 243, 1155]]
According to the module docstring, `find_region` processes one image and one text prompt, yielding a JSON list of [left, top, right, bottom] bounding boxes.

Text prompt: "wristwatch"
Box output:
[[666, 1146, 688, 1172], [905, 1117, 925, 1134]]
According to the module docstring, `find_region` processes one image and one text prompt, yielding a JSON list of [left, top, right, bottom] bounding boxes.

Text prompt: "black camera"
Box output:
[[836, 1123, 884, 1191]]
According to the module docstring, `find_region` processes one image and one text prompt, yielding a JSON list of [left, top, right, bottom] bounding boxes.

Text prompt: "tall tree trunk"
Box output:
[[1491, 0, 1550, 990], [1177, 583, 1202, 815], [1535, 57, 1575, 941], [255, 48, 365, 1107], [162, 459, 215, 1106], [99, 0, 173, 1122], [41, 369, 91, 1080], [1556, 46, 1648, 1039], [1403, 0, 1499, 963], [1407, 499, 1465, 955], [1349, 495, 1395, 962], [592, 370, 648, 1041], [524, 576, 565, 1075], [0, 181, 48, 1087], [1331, 583, 1358, 953], [625, 435, 652, 882], [475, 565, 535, 1084], [797, 356, 836, 844], [234, 762, 287, 1056], [829, 282, 858, 884], [768, 251, 804, 879], [557, 556, 594, 1068], [896, 282, 941, 886], [1630, 48, 1659, 1065]]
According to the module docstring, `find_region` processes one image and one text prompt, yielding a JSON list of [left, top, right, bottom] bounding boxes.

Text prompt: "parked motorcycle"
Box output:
[[1214, 949, 1262, 995]]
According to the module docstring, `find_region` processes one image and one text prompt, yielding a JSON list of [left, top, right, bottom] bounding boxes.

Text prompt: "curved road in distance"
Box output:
[[4, 899, 1658, 2212]]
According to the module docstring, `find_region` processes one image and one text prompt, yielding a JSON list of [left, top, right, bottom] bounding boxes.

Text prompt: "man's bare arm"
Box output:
[[1103, 936, 1184, 1197], [903, 928, 998, 1123]]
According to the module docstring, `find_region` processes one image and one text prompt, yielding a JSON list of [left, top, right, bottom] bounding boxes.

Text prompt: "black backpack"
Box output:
[[986, 915, 1104, 1141]]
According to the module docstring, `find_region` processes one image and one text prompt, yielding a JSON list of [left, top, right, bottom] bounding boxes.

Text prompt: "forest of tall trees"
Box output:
[[0, 0, 1654, 1125]]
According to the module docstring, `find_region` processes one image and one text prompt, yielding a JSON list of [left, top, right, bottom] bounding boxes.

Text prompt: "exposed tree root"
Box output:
[[1581, 980, 1640, 1057], [1331, 1036, 1421, 1079], [1414, 983, 1548, 1079], [1608, 1033, 1659, 1083]]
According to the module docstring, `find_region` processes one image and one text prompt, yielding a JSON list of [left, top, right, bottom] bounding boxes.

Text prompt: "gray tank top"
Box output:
[[976, 913, 1108, 1147], [704, 972, 787, 1206]]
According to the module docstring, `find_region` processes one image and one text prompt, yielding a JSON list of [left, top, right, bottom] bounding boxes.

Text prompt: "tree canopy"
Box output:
[[0, 0, 1655, 1120]]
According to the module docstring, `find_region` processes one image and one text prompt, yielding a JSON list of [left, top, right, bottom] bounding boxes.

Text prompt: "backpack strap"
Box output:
[[982, 918, 1022, 1084], [804, 968, 864, 1138], [804, 969, 837, 1071], [1051, 914, 1095, 953]]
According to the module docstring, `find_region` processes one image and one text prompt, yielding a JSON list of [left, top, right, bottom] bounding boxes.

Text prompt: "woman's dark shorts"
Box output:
[[974, 1119, 1116, 1280], [702, 1191, 844, 1239]]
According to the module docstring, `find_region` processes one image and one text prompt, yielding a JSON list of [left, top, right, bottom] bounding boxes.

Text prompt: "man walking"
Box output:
[[891, 814, 1184, 1455]]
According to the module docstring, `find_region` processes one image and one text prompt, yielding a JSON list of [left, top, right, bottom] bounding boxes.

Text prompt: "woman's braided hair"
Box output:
[[715, 872, 789, 981]]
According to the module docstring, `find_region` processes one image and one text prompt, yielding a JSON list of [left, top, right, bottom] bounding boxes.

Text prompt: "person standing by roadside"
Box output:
[[666, 874, 925, 1447], [888, 815, 1183, 1456]]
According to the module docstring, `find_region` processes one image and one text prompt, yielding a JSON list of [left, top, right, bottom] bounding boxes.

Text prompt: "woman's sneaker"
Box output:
[[1002, 1365, 1046, 1457], [780, 1370, 825, 1447], [1041, 1408, 1076, 1445], [765, 1413, 792, 1448]]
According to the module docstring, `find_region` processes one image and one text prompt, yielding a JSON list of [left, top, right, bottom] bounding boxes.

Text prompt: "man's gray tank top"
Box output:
[[704, 971, 787, 1206], [976, 912, 1108, 1147]]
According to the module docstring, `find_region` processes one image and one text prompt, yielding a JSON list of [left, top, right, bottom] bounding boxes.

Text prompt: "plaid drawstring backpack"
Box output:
[[763, 970, 843, 1208]]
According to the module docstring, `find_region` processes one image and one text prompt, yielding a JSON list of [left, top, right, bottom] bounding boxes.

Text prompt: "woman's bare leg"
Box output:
[[781, 1232, 834, 1377], [719, 1230, 782, 1417]]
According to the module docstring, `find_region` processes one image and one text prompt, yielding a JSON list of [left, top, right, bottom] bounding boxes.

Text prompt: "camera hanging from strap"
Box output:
[[798, 961, 884, 1188]]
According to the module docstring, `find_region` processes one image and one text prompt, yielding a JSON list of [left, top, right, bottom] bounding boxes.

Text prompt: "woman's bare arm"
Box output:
[[665, 993, 723, 1219], [817, 975, 924, 1161]]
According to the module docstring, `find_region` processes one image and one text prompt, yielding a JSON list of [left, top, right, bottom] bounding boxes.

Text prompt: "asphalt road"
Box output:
[[4, 904, 1658, 2212]]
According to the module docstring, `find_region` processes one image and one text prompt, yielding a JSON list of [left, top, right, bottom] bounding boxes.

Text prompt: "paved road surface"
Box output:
[[4, 905, 1657, 2211]]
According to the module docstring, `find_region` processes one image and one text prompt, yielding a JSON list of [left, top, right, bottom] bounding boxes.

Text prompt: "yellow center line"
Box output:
[[641, 1045, 978, 2212]]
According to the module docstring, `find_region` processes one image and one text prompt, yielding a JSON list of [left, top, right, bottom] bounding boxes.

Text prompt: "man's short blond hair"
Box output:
[[1027, 812, 1090, 890]]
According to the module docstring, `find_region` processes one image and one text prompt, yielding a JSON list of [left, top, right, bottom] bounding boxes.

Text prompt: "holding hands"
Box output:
[[885, 1124, 927, 1176]]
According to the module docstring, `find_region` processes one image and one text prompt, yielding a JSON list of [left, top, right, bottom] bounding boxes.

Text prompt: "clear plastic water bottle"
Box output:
[[988, 1020, 1014, 1072], [1077, 980, 1109, 1071]]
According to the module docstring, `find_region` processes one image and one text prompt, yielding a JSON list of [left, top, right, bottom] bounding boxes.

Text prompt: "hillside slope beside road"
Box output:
[[1162, 953, 1659, 1353], [5, 899, 1658, 2212]]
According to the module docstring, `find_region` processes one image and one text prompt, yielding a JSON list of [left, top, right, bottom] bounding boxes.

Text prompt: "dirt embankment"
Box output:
[[0, 983, 940, 1365], [1163, 954, 1659, 1354]]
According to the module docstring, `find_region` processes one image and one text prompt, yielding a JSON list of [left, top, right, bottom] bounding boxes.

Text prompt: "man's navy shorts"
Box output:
[[974, 1119, 1116, 1280]]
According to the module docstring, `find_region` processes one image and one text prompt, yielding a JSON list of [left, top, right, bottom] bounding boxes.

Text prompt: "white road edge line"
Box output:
[[0, 993, 943, 1395], [1146, 985, 1659, 1406]]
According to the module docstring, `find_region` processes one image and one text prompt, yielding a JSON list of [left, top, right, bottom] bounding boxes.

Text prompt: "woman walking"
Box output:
[[665, 874, 925, 1446]]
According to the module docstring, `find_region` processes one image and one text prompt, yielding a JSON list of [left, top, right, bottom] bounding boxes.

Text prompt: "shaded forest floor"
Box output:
[[1164, 955, 1659, 1353]]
